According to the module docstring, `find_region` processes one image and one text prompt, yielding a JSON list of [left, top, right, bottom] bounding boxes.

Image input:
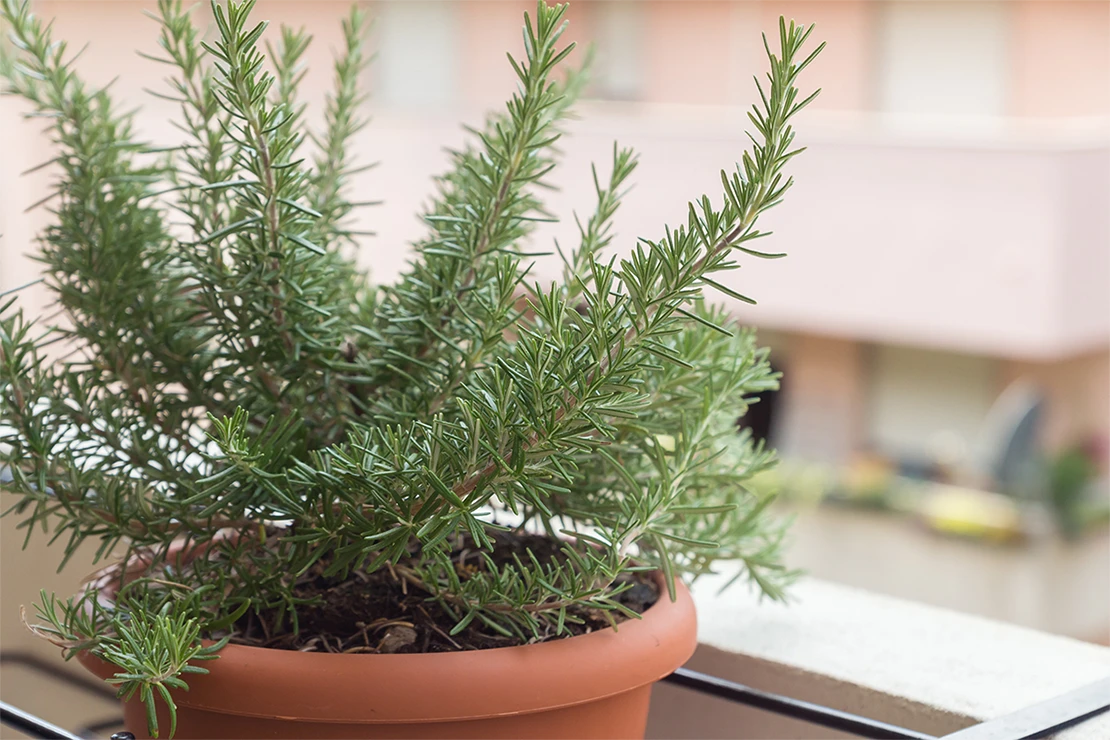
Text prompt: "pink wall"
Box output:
[[777, 333, 865, 462], [759, 0, 875, 111], [592, 0, 874, 111], [643, 2, 737, 105], [554, 0, 1110, 117], [532, 108, 1107, 360], [1058, 147, 1110, 351], [17, 1, 1110, 116], [459, 1, 534, 107], [1012, 0, 1110, 117]]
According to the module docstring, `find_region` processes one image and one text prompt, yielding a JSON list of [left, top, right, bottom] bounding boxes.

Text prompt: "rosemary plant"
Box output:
[[1, 0, 822, 735]]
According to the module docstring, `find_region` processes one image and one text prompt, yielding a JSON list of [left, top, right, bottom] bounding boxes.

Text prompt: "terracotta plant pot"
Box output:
[[77, 570, 696, 739]]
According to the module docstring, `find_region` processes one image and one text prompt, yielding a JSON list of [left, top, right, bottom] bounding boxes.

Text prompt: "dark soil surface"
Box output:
[[227, 531, 658, 654]]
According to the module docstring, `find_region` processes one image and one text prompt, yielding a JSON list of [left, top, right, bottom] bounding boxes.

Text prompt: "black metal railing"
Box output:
[[2, 650, 1108, 739], [663, 668, 934, 740], [661, 669, 1110, 740], [0, 652, 124, 740]]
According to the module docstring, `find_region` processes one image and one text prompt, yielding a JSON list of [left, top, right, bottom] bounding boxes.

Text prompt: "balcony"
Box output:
[[351, 104, 1110, 361], [3, 569, 1109, 739], [3, 94, 1107, 362]]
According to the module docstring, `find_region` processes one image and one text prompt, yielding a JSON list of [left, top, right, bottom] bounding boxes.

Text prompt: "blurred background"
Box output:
[[1, 0, 1108, 726]]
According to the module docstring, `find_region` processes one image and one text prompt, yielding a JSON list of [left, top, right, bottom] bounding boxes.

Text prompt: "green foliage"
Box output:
[[1048, 446, 1099, 539], [1, 0, 821, 734], [28, 586, 228, 738]]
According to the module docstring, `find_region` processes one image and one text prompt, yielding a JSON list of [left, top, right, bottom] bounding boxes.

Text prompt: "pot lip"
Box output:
[[77, 569, 698, 724]]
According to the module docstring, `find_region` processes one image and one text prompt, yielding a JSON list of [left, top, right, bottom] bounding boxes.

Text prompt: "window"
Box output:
[[588, 1, 645, 101], [867, 345, 998, 470], [740, 329, 789, 446], [373, 1, 459, 109], [739, 361, 784, 446], [876, 1, 1009, 118]]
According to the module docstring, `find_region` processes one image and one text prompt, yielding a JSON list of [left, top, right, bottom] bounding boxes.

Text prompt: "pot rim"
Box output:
[[77, 570, 697, 724]]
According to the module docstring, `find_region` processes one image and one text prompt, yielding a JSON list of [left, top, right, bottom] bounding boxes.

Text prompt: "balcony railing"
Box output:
[[5, 100, 1107, 360], [339, 105, 1110, 359]]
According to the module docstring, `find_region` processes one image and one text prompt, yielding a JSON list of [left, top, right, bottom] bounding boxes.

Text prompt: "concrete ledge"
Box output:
[[647, 574, 1110, 739]]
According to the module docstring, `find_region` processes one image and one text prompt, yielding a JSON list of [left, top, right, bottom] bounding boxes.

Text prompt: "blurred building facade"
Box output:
[[389, 0, 1110, 486], [2, 0, 1108, 482]]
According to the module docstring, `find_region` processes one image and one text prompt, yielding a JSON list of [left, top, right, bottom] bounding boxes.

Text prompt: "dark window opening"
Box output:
[[739, 363, 782, 445]]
